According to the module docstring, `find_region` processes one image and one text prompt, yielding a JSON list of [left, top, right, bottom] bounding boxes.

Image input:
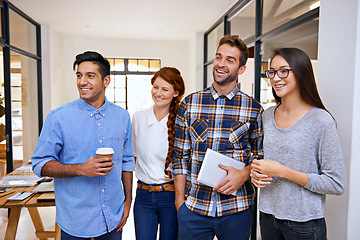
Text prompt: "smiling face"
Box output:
[[76, 61, 110, 108], [270, 55, 299, 99], [151, 77, 179, 109], [212, 44, 246, 87]]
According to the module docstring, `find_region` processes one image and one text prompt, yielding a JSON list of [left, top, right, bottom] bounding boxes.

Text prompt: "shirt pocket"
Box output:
[[190, 119, 209, 142], [103, 136, 125, 161], [229, 121, 250, 148]]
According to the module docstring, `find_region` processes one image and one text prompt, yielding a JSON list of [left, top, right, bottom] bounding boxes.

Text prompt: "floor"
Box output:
[[0, 205, 137, 240], [0, 177, 137, 240]]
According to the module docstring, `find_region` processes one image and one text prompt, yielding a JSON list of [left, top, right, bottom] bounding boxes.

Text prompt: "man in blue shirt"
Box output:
[[31, 51, 135, 239]]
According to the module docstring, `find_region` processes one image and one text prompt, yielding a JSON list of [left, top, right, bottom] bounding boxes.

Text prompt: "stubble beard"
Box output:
[[213, 70, 238, 86]]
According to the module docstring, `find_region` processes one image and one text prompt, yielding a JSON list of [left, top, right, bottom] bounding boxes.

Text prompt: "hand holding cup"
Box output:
[[96, 147, 114, 174]]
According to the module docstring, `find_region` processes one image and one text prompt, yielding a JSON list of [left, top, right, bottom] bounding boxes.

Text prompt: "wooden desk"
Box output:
[[0, 185, 60, 240]]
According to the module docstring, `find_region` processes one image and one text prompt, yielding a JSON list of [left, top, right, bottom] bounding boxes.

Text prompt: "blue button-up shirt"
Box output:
[[31, 98, 135, 238]]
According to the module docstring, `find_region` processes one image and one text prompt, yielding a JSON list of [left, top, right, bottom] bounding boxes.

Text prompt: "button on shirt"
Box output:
[[132, 107, 171, 184], [31, 98, 135, 238], [172, 85, 263, 217]]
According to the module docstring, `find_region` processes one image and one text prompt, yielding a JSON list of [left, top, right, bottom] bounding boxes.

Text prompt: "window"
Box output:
[[229, 0, 256, 42], [204, 21, 225, 88], [204, 0, 320, 109], [106, 58, 161, 116], [0, 2, 42, 176], [261, 18, 319, 108]]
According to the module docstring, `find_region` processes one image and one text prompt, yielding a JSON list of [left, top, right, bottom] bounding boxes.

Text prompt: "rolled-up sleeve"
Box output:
[[249, 108, 264, 163], [172, 100, 190, 175], [121, 115, 135, 172], [31, 113, 63, 177]]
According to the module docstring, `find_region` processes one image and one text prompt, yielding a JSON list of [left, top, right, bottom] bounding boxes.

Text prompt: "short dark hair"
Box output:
[[73, 51, 110, 80], [218, 35, 248, 68]]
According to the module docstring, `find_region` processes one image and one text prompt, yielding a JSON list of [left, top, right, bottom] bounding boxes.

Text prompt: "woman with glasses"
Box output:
[[132, 67, 185, 240], [250, 48, 346, 240]]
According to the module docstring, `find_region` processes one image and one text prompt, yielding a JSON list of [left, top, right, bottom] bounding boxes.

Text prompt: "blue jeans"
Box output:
[[61, 228, 122, 240], [260, 212, 327, 240], [177, 203, 252, 240], [134, 188, 178, 240]]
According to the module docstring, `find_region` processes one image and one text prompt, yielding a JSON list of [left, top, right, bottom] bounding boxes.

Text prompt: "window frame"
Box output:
[[0, 0, 42, 173], [106, 57, 161, 110], [203, 0, 319, 101]]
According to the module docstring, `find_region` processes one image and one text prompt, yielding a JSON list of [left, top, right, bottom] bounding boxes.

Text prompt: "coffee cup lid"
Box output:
[[96, 147, 114, 155]]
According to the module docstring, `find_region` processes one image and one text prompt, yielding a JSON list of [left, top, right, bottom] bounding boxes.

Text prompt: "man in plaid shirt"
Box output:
[[172, 35, 263, 240]]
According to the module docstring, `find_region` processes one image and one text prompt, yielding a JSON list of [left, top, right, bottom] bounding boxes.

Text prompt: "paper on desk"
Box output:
[[197, 149, 245, 196], [32, 181, 54, 193], [7, 192, 33, 201], [2, 175, 41, 180], [0, 179, 39, 187]]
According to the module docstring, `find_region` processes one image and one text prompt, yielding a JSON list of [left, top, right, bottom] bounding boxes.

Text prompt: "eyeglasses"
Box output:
[[265, 69, 293, 79]]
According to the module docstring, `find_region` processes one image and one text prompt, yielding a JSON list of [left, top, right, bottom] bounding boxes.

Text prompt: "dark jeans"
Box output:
[[134, 188, 178, 240], [177, 203, 252, 240], [61, 228, 122, 240], [260, 212, 327, 240]]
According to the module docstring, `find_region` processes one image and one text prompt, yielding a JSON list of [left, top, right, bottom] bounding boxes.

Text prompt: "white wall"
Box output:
[[41, 25, 66, 120], [42, 28, 195, 114], [317, 0, 359, 239], [62, 36, 191, 105], [188, 32, 204, 93], [346, 1, 360, 239]]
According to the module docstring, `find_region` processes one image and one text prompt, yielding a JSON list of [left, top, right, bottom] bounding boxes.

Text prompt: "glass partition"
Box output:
[[230, 1, 256, 41], [0, 48, 5, 176], [0, 8, 2, 38], [10, 52, 39, 164], [263, 0, 320, 34], [261, 18, 319, 110], [9, 9, 37, 55], [206, 22, 224, 62]]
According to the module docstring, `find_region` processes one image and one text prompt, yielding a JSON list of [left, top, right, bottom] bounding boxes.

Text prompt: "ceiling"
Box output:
[[9, 0, 239, 41]]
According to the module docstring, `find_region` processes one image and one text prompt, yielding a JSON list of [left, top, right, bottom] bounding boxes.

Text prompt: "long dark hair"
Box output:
[[151, 67, 185, 179], [270, 48, 327, 111]]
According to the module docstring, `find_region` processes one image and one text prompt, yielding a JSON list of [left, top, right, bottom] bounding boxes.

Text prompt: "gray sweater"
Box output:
[[259, 106, 346, 222]]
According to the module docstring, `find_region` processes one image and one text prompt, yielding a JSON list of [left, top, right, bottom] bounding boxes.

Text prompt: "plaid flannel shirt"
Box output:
[[172, 84, 263, 217]]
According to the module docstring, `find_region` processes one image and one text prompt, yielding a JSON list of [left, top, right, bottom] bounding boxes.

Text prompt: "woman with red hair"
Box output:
[[132, 67, 185, 240]]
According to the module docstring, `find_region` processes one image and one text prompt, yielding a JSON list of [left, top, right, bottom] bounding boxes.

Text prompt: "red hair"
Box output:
[[151, 67, 185, 179]]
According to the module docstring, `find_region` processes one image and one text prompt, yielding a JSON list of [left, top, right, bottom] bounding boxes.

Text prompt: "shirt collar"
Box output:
[[147, 107, 168, 127], [78, 97, 108, 118], [210, 84, 239, 101]]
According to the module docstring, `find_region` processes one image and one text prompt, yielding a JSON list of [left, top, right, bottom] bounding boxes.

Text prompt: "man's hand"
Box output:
[[175, 198, 185, 211], [116, 200, 131, 231], [80, 156, 114, 177], [213, 164, 250, 195], [116, 171, 133, 231], [174, 174, 186, 211], [41, 157, 113, 178]]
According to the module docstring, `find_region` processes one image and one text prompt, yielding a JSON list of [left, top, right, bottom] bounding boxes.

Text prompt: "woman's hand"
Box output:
[[251, 159, 284, 177], [251, 159, 309, 187], [250, 167, 272, 188]]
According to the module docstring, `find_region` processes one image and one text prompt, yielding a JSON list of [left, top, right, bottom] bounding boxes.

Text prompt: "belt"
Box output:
[[137, 181, 174, 192]]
